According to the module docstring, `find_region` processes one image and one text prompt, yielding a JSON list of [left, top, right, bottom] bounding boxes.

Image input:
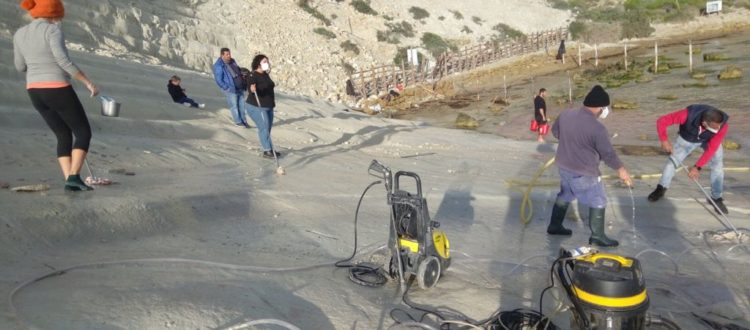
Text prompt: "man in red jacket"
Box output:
[[648, 105, 729, 214]]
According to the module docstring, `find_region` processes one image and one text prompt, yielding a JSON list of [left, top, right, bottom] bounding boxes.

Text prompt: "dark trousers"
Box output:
[[28, 86, 92, 157]]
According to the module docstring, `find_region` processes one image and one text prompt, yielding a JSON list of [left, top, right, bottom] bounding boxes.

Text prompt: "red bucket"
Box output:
[[529, 119, 539, 132], [539, 123, 549, 136]]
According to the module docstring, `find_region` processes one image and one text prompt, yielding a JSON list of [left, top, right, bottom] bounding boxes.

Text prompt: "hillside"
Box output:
[[0, 0, 571, 101]]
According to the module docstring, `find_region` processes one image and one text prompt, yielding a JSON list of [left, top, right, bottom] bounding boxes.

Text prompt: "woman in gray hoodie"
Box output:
[[14, 0, 99, 191]]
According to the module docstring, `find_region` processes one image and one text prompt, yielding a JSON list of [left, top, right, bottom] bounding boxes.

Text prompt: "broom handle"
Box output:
[[255, 91, 280, 168], [84, 159, 95, 179], [669, 156, 740, 236]]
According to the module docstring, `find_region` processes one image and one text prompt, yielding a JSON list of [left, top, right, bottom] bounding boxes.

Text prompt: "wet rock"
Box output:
[[703, 52, 730, 61], [657, 94, 678, 100], [717, 65, 742, 80], [11, 184, 50, 192], [612, 100, 638, 110], [0, 182, 9, 189], [722, 139, 741, 150], [691, 72, 707, 79], [454, 113, 479, 129]]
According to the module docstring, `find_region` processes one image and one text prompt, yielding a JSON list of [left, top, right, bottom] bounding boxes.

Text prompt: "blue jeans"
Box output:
[[223, 90, 247, 124], [556, 167, 607, 208], [246, 103, 274, 151], [176, 96, 198, 108], [659, 136, 724, 199]]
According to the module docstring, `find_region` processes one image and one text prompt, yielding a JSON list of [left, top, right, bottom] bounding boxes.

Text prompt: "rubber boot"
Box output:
[[547, 200, 572, 235], [588, 207, 618, 247], [65, 174, 93, 191]]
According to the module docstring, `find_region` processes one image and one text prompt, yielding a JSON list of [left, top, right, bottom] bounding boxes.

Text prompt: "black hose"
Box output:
[[647, 314, 681, 330], [335, 180, 390, 288], [335, 180, 381, 267]]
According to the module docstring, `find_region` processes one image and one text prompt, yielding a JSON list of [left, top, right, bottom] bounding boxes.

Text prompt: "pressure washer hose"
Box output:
[[520, 156, 557, 225], [222, 318, 301, 330]]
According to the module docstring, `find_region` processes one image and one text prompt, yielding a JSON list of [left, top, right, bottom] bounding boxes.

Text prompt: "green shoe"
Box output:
[[588, 207, 618, 247], [547, 199, 572, 236], [65, 174, 93, 191]]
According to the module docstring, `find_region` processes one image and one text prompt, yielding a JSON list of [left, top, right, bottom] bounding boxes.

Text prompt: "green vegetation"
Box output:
[[621, 9, 654, 39], [547, 0, 715, 41], [461, 25, 473, 34], [568, 21, 586, 40], [382, 14, 394, 21], [472, 16, 483, 25], [438, 16, 445, 21], [387, 21, 415, 37], [376, 21, 415, 44], [421, 32, 457, 57], [340, 40, 360, 55], [409, 6, 430, 20], [351, 0, 378, 15], [450, 10, 463, 20], [340, 60, 356, 75], [313, 27, 336, 39], [492, 23, 525, 40], [297, 0, 331, 26]]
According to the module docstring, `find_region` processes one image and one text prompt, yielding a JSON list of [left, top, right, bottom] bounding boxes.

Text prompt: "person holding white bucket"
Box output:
[[13, 0, 99, 192], [245, 54, 280, 159]]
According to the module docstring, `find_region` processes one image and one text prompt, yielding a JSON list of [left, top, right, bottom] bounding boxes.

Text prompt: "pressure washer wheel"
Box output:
[[417, 256, 441, 289]]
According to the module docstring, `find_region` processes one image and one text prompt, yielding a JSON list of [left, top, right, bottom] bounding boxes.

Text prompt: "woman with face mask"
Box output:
[[246, 54, 279, 159], [13, 0, 100, 192]]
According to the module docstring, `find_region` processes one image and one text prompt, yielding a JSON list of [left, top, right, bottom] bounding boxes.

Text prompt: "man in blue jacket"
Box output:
[[213, 48, 249, 127]]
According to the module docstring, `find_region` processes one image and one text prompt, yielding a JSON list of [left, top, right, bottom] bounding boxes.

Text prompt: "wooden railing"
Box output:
[[347, 27, 568, 98]]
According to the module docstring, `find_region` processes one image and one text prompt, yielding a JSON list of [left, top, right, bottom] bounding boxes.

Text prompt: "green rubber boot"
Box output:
[[65, 174, 93, 191], [588, 207, 618, 247], [547, 199, 572, 236]]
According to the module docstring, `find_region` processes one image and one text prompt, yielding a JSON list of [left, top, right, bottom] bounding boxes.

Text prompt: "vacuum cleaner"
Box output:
[[557, 248, 650, 330], [368, 160, 451, 290]]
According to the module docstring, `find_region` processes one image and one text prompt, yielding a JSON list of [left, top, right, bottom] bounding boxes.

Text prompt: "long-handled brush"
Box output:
[[254, 91, 285, 175], [669, 156, 740, 240]]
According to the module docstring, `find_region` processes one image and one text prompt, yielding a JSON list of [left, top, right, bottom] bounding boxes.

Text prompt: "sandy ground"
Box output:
[[1, 6, 750, 330]]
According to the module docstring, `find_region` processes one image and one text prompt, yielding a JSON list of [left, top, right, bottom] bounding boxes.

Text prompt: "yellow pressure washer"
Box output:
[[369, 160, 451, 290], [557, 248, 649, 329]]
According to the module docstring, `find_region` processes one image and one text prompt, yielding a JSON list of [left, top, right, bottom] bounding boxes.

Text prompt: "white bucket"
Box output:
[[100, 96, 121, 117]]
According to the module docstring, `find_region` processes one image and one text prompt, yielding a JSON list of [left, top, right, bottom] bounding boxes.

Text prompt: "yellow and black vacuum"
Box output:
[[558, 249, 649, 330], [369, 160, 451, 290]]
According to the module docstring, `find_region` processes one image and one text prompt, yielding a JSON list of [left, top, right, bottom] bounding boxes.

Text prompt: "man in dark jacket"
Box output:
[[547, 85, 632, 247], [167, 75, 204, 108], [534, 88, 548, 143], [213, 47, 249, 127], [648, 105, 729, 214]]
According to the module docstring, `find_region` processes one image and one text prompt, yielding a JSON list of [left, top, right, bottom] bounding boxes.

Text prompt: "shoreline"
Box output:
[[384, 9, 750, 113]]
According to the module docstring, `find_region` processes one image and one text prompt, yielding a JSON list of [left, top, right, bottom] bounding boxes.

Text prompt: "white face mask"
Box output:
[[703, 122, 719, 134], [260, 62, 270, 72], [599, 106, 610, 119]]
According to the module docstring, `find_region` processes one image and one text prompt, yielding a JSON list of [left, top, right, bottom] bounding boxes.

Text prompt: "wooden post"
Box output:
[[359, 71, 370, 97], [567, 72, 572, 104], [401, 62, 408, 88], [594, 44, 598, 67], [624, 44, 628, 71], [654, 41, 658, 74], [503, 74, 507, 100], [688, 40, 693, 73], [577, 42, 582, 67]]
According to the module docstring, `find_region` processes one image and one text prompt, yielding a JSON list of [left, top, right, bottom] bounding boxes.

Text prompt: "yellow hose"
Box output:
[[520, 156, 556, 225]]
